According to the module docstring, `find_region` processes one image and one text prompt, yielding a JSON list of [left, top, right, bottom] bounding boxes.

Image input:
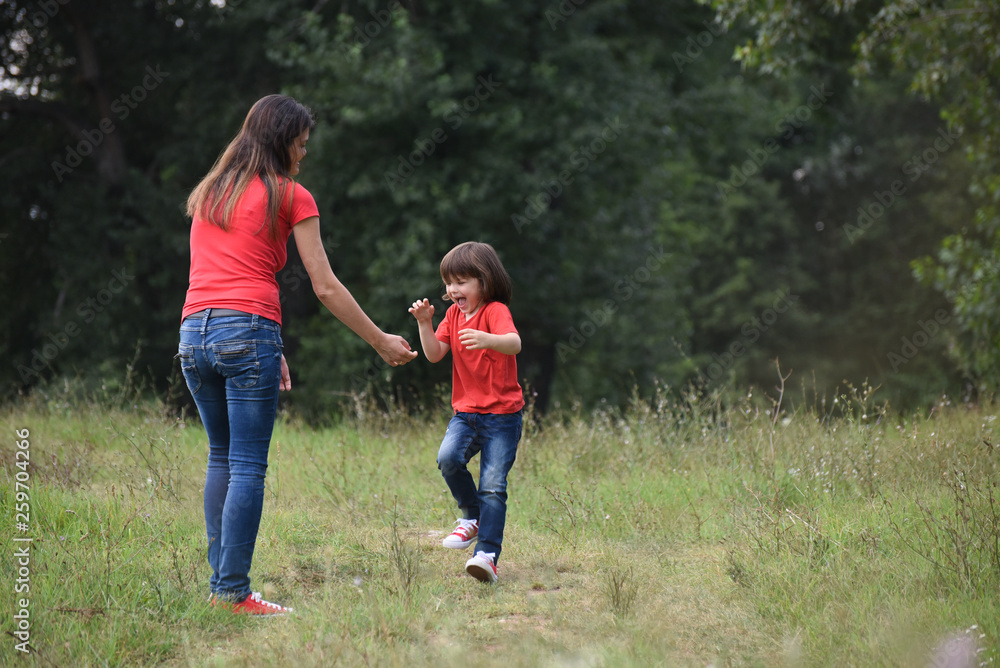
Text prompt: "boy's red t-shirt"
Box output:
[[435, 300, 525, 414], [182, 178, 319, 326]]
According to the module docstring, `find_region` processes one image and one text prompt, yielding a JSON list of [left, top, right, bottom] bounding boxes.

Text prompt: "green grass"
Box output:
[[1, 384, 998, 667]]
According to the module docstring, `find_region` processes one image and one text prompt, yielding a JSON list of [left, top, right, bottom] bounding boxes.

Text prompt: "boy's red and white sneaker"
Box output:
[[442, 518, 479, 549], [465, 551, 498, 583], [212, 591, 293, 616]]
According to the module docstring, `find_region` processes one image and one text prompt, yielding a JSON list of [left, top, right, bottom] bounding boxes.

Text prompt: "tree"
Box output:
[[268, 0, 708, 414], [710, 0, 1000, 395], [1, 0, 977, 416], [0, 0, 309, 397]]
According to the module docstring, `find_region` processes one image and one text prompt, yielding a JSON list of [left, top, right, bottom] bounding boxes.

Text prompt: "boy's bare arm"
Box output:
[[457, 329, 521, 355], [409, 299, 450, 363]]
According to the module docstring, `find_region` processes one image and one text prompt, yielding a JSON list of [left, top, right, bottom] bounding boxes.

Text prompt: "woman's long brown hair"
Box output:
[[186, 95, 315, 239]]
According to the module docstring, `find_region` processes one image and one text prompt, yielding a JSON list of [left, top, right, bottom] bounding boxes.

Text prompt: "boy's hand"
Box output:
[[408, 298, 435, 323], [458, 328, 491, 350], [459, 329, 521, 355]]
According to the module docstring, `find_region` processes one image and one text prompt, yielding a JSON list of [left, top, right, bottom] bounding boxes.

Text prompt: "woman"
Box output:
[[178, 94, 416, 615]]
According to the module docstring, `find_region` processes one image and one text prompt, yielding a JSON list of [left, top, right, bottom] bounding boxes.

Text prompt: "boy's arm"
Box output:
[[409, 299, 450, 363], [457, 329, 521, 355]]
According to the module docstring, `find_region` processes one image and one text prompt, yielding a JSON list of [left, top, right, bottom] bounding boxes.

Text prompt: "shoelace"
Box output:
[[453, 519, 477, 535], [473, 551, 496, 564], [247, 592, 286, 610]]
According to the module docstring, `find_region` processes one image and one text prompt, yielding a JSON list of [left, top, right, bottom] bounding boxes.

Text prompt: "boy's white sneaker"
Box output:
[[465, 551, 498, 583], [442, 518, 478, 549]]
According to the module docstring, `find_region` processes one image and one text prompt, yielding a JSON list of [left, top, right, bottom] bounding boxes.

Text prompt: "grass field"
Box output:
[[1, 381, 998, 667]]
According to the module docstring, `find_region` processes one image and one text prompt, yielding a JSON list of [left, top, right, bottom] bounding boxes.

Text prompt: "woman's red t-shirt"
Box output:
[[435, 300, 525, 414], [182, 178, 319, 325]]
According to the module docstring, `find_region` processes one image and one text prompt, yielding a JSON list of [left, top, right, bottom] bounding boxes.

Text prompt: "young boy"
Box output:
[[408, 242, 524, 583]]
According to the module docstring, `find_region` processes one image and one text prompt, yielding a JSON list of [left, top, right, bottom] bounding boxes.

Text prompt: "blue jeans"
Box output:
[[178, 312, 283, 602], [437, 411, 522, 562]]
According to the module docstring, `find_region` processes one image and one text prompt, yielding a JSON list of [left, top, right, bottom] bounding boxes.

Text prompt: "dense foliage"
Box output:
[[1, 0, 988, 418], [711, 0, 1000, 395]]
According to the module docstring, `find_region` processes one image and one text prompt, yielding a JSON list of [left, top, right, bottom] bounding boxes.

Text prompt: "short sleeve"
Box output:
[[484, 302, 518, 335], [435, 306, 454, 344], [285, 182, 320, 227]]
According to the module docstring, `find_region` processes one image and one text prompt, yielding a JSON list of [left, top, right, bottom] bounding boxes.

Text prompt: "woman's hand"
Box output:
[[292, 219, 419, 367], [375, 333, 419, 367], [280, 354, 292, 391]]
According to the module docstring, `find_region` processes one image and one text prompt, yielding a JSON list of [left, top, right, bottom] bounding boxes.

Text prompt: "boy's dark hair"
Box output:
[[440, 241, 513, 305]]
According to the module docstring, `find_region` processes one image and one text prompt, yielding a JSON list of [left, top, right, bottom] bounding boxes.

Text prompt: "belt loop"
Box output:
[[251, 314, 259, 331], [200, 309, 209, 336]]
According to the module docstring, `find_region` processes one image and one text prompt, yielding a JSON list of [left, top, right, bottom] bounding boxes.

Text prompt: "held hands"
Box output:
[[284, 338, 415, 383], [375, 333, 418, 367]]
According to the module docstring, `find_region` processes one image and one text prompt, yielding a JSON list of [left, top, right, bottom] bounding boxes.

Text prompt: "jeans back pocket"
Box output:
[[213, 340, 260, 389], [177, 342, 202, 394]]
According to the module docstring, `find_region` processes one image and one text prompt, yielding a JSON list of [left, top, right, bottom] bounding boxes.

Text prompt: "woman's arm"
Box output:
[[292, 217, 417, 366]]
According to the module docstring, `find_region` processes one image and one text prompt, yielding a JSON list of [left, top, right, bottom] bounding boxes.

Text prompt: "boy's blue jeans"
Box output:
[[437, 411, 522, 562], [178, 311, 283, 602]]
